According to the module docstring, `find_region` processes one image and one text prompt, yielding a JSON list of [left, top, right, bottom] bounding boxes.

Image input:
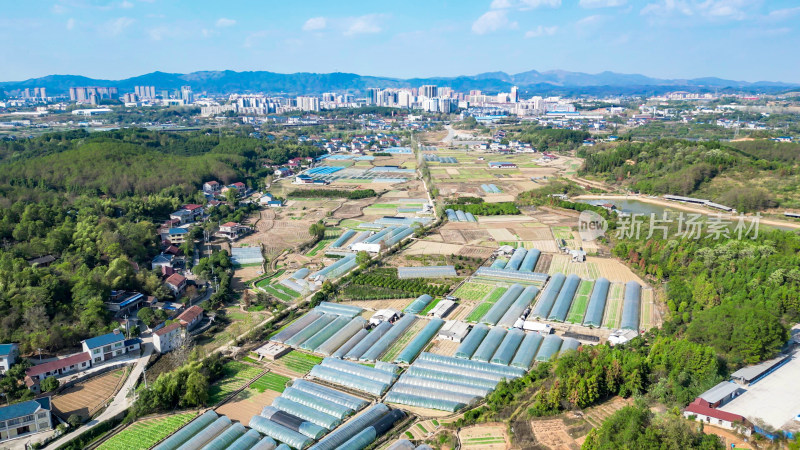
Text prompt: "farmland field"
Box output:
[[306, 239, 334, 256], [53, 368, 127, 421], [465, 303, 493, 323], [275, 351, 323, 375], [251, 372, 290, 393], [566, 280, 594, 324], [208, 361, 264, 405], [383, 319, 424, 362], [452, 282, 494, 301], [640, 288, 657, 330], [602, 283, 625, 328], [419, 298, 442, 315], [259, 283, 299, 301], [485, 287, 508, 303], [552, 226, 574, 240], [98, 412, 197, 450]]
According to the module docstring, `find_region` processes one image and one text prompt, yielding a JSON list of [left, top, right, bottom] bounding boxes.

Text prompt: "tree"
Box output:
[[67, 414, 82, 428], [137, 307, 155, 328], [308, 221, 326, 240], [225, 188, 238, 205], [356, 251, 370, 266], [182, 372, 209, 406], [40, 376, 60, 393]]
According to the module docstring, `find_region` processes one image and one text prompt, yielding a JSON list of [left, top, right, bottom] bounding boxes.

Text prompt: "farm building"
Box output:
[[0, 397, 52, 443], [437, 320, 470, 342], [683, 399, 749, 434], [25, 353, 91, 392], [730, 354, 791, 386], [255, 342, 292, 361], [427, 300, 456, 319], [487, 162, 517, 169]]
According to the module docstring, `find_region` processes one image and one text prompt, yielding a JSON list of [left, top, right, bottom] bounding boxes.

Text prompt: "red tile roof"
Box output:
[[26, 352, 90, 377], [232, 182, 246, 188], [165, 273, 186, 286], [685, 398, 745, 423], [154, 322, 182, 337], [182, 204, 203, 211], [221, 222, 238, 228], [177, 305, 204, 325], [205, 181, 219, 186]]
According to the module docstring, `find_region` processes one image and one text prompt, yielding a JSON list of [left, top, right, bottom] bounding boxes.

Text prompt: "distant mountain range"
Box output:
[[1, 69, 797, 96]]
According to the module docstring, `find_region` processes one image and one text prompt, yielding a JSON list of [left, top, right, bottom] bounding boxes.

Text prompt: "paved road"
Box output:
[[44, 334, 154, 450], [441, 124, 455, 144]]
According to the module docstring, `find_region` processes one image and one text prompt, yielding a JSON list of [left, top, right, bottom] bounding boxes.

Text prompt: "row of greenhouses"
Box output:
[[309, 358, 399, 396], [455, 324, 582, 367], [445, 209, 477, 222], [479, 284, 539, 327], [153, 411, 282, 450], [384, 352, 526, 412], [248, 380, 390, 449], [491, 247, 542, 273]]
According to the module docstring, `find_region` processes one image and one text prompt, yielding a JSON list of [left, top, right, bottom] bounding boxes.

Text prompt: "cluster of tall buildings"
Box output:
[[69, 86, 118, 104], [365, 85, 458, 113], [20, 87, 47, 100]]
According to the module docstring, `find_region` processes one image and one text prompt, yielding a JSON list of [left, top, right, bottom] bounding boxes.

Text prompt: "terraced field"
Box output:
[[566, 280, 594, 324], [208, 361, 264, 405], [251, 372, 290, 393], [275, 351, 323, 375], [452, 282, 494, 301], [602, 283, 625, 329], [98, 412, 197, 450]]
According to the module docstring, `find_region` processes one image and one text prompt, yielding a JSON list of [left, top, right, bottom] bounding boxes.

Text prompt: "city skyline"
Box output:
[[3, 0, 800, 83]]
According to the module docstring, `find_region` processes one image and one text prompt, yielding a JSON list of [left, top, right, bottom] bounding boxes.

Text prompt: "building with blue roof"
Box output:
[[0, 397, 52, 443], [0, 343, 18, 375], [81, 330, 127, 364]]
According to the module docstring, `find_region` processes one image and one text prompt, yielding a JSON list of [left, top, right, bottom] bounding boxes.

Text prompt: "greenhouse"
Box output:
[[582, 278, 610, 328], [154, 410, 219, 450], [337, 410, 406, 450], [314, 301, 363, 318], [175, 416, 231, 450], [260, 406, 327, 439], [490, 328, 525, 366], [505, 247, 527, 271], [531, 273, 566, 318], [374, 361, 401, 374], [397, 373, 492, 397], [309, 404, 390, 450], [226, 429, 265, 450], [282, 387, 354, 420], [309, 365, 391, 396], [445, 209, 457, 221], [271, 312, 324, 344], [471, 326, 507, 362], [397, 266, 456, 279], [497, 285, 540, 327], [404, 294, 433, 314], [621, 281, 641, 330], [291, 268, 310, 280], [390, 383, 478, 405], [300, 316, 353, 352], [385, 391, 466, 412], [473, 267, 549, 283], [348, 231, 371, 247], [315, 317, 367, 357], [519, 249, 541, 272], [419, 352, 526, 379], [413, 360, 510, 385], [403, 362, 497, 391], [284, 314, 337, 347], [535, 334, 563, 362], [383, 227, 414, 247], [331, 328, 369, 359], [547, 274, 581, 322], [510, 332, 544, 369], [559, 337, 580, 356], [489, 258, 507, 269], [394, 318, 444, 364], [291, 380, 367, 411], [387, 440, 416, 450], [465, 212, 477, 222], [455, 210, 468, 222], [310, 254, 358, 281], [362, 226, 397, 244], [321, 358, 397, 385], [271, 396, 341, 430], [344, 321, 392, 360], [480, 283, 524, 325], [249, 416, 313, 450], [454, 323, 490, 359], [359, 314, 416, 361], [276, 444, 291, 450], [331, 230, 356, 248], [251, 437, 279, 450], [198, 423, 245, 450]]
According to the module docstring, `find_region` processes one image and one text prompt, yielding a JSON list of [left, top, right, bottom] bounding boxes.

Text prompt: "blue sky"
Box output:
[[2, 0, 799, 82]]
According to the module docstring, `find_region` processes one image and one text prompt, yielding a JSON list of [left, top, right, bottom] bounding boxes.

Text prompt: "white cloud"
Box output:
[[641, 0, 750, 20], [472, 10, 515, 34], [302, 17, 327, 31], [201, 28, 217, 37], [244, 30, 270, 48], [524, 25, 557, 37], [579, 0, 626, 8], [766, 6, 800, 20], [491, 0, 561, 10], [66, 17, 75, 30], [120, 1, 134, 9], [344, 14, 383, 36], [216, 17, 236, 27], [100, 17, 134, 36], [576, 14, 606, 26], [52, 4, 68, 14]]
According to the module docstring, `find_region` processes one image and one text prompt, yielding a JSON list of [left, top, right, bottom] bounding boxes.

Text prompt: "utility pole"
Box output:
[[37, 348, 42, 361], [123, 314, 129, 338]]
